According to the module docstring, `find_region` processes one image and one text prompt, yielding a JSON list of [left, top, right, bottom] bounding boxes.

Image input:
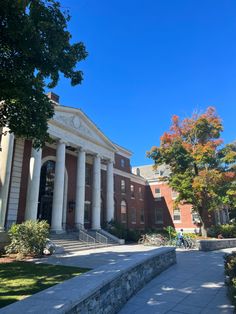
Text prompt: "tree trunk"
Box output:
[[200, 221, 208, 237], [198, 206, 208, 237]]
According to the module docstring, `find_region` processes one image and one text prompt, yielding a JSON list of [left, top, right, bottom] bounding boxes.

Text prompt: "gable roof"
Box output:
[[49, 105, 118, 152]]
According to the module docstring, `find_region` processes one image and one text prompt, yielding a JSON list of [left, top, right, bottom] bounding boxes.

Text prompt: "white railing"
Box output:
[[79, 230, 96, 245], [96, 232, 108, 245]]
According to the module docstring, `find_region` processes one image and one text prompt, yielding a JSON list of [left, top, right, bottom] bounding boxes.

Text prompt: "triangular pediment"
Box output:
[[49, 106, 117, 152]]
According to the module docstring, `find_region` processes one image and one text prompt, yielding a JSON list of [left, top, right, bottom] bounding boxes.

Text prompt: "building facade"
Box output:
[[0, 97, 224, 234], [0, 98, 147, 233]]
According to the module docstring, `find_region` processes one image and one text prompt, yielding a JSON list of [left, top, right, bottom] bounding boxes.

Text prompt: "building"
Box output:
[[0, 95, 224, 235], [132, 165, 200, 232], [0, 95, 147, 233]]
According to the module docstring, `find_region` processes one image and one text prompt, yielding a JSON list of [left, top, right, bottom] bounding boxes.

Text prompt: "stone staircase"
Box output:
[[49, 230, 119, 254]]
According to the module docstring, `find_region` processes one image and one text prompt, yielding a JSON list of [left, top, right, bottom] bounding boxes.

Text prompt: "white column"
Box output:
[[75, 148, 86, 229], [106, 160, 114, 222], [0, 128, 14, 231], [92, 154, 101, 229], [25, 147, 42, 221], [51, 140, 66, 232]]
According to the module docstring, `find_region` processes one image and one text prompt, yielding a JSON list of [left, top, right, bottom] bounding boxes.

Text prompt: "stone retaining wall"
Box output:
[[0, 247, 176, 314], [198, 238, 236, 251]]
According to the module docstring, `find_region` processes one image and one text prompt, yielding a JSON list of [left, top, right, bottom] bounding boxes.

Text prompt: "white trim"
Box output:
[[113, 143, 132, 158], [113, 168, 147, 185]]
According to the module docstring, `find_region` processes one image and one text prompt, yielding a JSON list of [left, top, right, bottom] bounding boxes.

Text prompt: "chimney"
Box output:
[[47, 92, 60, 104]]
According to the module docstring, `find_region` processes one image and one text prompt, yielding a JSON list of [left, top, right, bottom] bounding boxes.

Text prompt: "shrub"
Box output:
[[6, 220, 50, 258], [104, 220, 144, 242], [126, 229, 143, 242], [104, 220, 128, 240], [208, 224, 236, 238], [164, 226, 177, 240], [224, 251, 236, 306]]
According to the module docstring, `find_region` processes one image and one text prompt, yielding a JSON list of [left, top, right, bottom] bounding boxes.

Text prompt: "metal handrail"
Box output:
[[76, 223, 86, 230], [96, 232, 108, 245], [79, 229, 95, 245]]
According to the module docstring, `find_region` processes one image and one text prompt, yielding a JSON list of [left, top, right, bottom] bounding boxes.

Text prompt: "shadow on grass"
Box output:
[[0, 261, 90, 309]]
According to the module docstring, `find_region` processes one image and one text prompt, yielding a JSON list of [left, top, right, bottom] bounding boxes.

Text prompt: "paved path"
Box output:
[[33, 244, 159, 268], [119, 248, 235, 314]]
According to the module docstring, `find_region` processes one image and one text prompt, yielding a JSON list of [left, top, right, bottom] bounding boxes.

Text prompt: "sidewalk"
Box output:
[[119, 248, 235, 314]]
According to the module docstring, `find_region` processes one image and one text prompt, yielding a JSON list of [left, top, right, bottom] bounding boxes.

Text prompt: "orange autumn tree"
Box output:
[[147, 107, 236, 236]]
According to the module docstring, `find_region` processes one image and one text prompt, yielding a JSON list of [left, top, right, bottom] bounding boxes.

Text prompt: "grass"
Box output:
[[0, 261, 90, 308]]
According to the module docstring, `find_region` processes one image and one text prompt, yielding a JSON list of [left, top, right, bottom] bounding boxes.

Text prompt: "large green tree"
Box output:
[[147, 107, 236, 236], [0, 0, 87, 147]]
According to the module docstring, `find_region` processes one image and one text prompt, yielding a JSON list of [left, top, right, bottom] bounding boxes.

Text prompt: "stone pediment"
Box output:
[[50, 106, 117, 152]]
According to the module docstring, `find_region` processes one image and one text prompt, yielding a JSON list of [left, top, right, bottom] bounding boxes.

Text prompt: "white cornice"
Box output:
[[113, 168, 147, 185], [113, 142, 133, 158]]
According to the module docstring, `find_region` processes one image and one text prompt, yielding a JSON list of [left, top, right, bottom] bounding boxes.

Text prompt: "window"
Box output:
[[155, 208, 163, 224], [121, 158, 125, 168], [40, 160, 55, 197], [84, 201, 91, 223], [192, 211, 200, 223], [85, 165, 91, 185], [140, 208, 145, 224], [154, 188, 161, 199], [173, 208, 181, 222], [171, 190, 179, 200], [121, 200, 127, 223], [139, 187, 143, 199], [155, 169, 164, 176], [130, 184, 135, 198], [121, 179, 126, 193], [131, 208, 136, 224]]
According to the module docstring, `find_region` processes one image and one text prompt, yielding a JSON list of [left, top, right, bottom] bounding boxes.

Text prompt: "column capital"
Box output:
[[107, 158, 114, 164], [94, 153, 101, 159], [77, 147, 86, 153], [58, 139, 67, 145]]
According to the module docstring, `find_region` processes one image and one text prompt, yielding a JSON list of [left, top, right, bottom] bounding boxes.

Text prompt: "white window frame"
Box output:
[[154, 188, 161, 200], [173, 208, 181, 223]]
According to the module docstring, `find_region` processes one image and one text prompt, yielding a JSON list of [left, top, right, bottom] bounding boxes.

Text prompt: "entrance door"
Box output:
[[37, 160, 55, 225], [38, 195, 53, 224]]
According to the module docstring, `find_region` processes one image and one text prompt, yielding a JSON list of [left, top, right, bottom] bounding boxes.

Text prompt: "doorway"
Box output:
[[37, 160, 55, 225]]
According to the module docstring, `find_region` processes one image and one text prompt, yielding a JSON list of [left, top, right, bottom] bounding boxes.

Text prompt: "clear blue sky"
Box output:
[[53, 0, 236, 166]]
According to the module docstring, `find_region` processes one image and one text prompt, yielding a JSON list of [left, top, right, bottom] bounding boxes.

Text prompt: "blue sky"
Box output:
[[52, 0, 236, 166]]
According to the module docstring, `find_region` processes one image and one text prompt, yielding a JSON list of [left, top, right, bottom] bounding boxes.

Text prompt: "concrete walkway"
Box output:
[[119, 248, 235, 314], [33, 245, 235, 313], [33, 244, 159, 268]]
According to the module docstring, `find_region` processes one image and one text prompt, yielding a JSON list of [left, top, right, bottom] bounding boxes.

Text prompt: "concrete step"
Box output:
[[49, 236, 114, 254]]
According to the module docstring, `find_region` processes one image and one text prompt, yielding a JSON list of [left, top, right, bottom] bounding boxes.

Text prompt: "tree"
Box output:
[[0, 0, 88, 148], [147, 107, 236, 236]]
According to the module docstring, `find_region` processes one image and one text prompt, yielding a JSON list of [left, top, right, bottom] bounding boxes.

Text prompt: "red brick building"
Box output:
[[0, 97, 226, 234]]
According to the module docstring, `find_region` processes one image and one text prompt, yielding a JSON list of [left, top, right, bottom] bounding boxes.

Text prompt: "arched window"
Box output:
[[38, 160, 56, 223], [121, 200, 127, 223], [40, 160, 56, 196]]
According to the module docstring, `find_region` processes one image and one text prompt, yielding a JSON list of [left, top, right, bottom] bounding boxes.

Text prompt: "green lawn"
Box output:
[[0, 261, 90, 308]]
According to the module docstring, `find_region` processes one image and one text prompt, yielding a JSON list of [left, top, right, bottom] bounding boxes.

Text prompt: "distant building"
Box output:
[[132, 165, 200, 232]]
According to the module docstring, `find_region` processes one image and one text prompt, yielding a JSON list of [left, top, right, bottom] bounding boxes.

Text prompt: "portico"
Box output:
[[0, 106, 116, 232]]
